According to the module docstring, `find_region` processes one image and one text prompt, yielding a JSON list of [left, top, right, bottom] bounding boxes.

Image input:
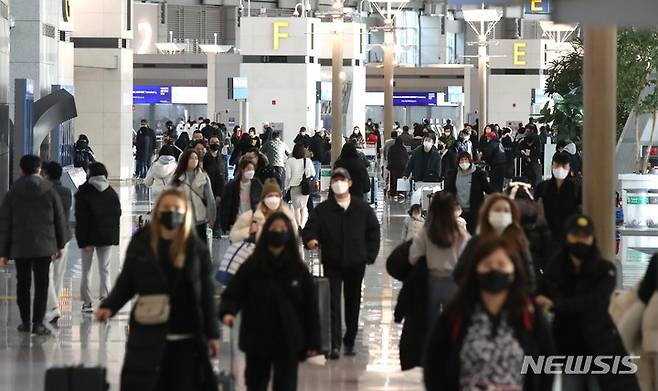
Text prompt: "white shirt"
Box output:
[[285, 157, 316, 190]]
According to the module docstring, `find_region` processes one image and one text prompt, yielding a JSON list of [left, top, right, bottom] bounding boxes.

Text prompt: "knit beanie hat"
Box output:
[[261, 178, 281, 198]]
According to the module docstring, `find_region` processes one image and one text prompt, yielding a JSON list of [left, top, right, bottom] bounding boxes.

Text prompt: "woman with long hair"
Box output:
[[284, 143, 316, 228], [454, 193, 537, 293], [229, 125, 244, 166], [221, 158, 263, 233], [409, 191, 470, 327], [171, 150, 216, 242], [424, 238, 554, 391], [220, 213, 320, 391], [230, 178, 297, 243], [96, 189, 219, 391]]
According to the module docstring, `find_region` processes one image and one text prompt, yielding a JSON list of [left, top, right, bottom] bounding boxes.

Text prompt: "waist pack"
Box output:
[[134, 294, 170, 325]]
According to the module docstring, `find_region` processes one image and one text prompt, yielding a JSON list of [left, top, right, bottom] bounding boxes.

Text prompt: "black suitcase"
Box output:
[[45, 366, 109, 391], [307, 249, 331, 355]]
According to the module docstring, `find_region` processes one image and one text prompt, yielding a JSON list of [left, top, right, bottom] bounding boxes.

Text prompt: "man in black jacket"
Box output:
[[481, 126, 507, 192], [302, 168, 381, 359], [334, 142, 371, 199], [403, 135, 442, 183], [42, 162, 73, 324], [0, 155, 68, 335], [75, 162, 122, 313], [135, 119, 156, 178], [204, 135, 227, 238]]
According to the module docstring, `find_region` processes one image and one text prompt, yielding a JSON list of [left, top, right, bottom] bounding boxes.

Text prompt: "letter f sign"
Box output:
[[273, 22, 289, 50]]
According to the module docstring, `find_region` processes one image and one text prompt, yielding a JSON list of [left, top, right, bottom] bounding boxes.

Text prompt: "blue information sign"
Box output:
[[524, 0, 550, 14], [133, 85, 172, 104], [393, 92, 438, 107]]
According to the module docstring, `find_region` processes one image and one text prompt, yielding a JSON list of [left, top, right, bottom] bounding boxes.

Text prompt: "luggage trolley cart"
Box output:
[[363, 143, 378, 164], [411, 181, 444, 213]]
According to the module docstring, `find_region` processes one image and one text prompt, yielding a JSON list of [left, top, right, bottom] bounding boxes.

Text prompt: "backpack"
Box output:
[[74, 141, 91, 169]]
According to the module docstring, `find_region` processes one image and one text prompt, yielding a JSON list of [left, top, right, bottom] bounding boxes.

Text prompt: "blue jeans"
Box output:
[[136, 159, 150, 178], [313, 160, 321, 182]]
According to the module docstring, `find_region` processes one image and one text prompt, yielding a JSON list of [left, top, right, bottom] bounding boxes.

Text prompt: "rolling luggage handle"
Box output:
[[307, 248, 323, 277]]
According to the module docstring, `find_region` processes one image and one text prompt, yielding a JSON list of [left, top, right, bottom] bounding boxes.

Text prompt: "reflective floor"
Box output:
[[0, 181, 424, 391]]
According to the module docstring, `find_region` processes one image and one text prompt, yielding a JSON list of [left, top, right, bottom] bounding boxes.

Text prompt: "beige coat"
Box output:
[[229, 202, 298, 243], [610, 286, 658, 391]]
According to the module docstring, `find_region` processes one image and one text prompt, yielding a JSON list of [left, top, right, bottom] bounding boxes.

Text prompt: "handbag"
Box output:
[[215, 236, 256, 285], [134, 294, 170, 325], [300, 158, 318, 196]]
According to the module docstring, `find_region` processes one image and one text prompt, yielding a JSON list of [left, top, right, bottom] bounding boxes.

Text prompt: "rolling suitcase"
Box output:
[[46, 321, 110, 391], [307, 249, 331, 356], [367, 176, 378, 205]]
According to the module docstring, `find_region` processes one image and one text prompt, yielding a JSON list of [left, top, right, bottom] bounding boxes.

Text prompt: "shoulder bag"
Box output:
[[134, 294, 170, 325], [300, 158, 318, 196]]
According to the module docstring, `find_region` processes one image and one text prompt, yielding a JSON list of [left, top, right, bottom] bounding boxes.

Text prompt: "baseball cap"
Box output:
[[565, 214, 595, 237], [331, 168, 351, 181]]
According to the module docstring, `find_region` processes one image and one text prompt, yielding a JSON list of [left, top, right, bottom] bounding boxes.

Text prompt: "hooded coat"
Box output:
[[75, 176, 122, 248], [404, 145, 442, 182], [387, 138, 410, 171], [0, 175, 68, 259], [334, 143, 371, 197], [145, 155, 178, 200]]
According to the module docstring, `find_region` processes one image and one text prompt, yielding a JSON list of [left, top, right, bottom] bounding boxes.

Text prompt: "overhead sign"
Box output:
[[524, 0, 550, 14], [513, 42, 527, 65], [393, 92, 438, 107], [133, 85, 172, 104], [171, 86, 208, 105]]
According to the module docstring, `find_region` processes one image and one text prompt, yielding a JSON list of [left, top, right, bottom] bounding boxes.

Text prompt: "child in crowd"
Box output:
[[455, 204, 468, 232], [402, 204, 425, 241]]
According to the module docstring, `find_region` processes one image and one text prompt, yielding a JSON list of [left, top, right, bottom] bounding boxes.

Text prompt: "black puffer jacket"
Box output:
[[403, 146, 442, 182], [481, 136, 507, 167], [100, 227, 219, 391], [309, 134, 329, 164], [74, 178, 121, 248], [541, 249, 640, 391], [386, 138, 409, 171], [516, 198, 553, 278], [302, 195, 380, 269], [219, 250, 321, 360], [0, 175, 68, 259], [220, 178, 263, 232], [334, 143, 371, 197], [203, 152, 227, 200]]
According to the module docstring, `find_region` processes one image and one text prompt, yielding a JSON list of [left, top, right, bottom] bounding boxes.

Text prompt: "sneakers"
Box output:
[[17, 323, 30, 333], [32, 324, 52, 336], [81, 303, 93, 313], [45, 308, 61, 324]]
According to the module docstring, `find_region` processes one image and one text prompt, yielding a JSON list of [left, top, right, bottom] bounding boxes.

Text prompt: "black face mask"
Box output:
[[209, 143, 220, 151], [478, 270, 513, 293], [160, 212, 185, 230], [267, 231, 290, 247], [566, 242, 594, 260]]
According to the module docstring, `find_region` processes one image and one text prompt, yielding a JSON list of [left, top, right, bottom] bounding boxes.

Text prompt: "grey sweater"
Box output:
[[455, 165, 476, 210]]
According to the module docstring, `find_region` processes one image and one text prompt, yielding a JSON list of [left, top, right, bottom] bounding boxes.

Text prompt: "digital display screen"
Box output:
[[231, 77, 248, 100], [393, 92, 438, 107], [133, 85, 172, 105]]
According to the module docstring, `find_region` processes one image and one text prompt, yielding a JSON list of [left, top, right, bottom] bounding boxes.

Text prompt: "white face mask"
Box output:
[[459, 162, 471, 171], [423, 141, 433, 151], [489, 211, 513, 232], [243, 170, 255, 180], [263, 196, 281, 210], [552, 167, 569, 180], [331, 180, 349, 195]]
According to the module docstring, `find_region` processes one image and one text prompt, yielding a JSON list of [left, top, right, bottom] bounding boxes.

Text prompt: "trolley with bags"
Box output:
[[215, 234, 256, 285], [306, 249, 331, 356]]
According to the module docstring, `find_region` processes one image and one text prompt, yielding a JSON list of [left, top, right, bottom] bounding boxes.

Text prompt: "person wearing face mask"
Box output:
[[230, 178, 297, 243], [517, 129, 542, 185], [537, 215, 640, 391], [480, 125, 507, 192], [349, 126, 365, 149], [302, 168, 381, 359], [221, 159, 263, 233], [403, 135, 442, 183], [424, 238, 555, 391], [438, 136, 457, 181], [444, 152, 494, 233], [534, 152, 582, 244], [285, 143, 316, 228], [454, 194, 537, 293], [309, 128, 329, 184], [442, 124, 456, 149], [220, 213, 321, 391], [75, 162, 122, 314], [500, 127, 515, 180], [171, 150, 216, 243], [203, 136, 228, 237], [96, 189, 220, 391], [410, 192, 470, 329], [402, 204, 425, 242], [293, 126, 311, 148], [387, 135, 410, 196], [555, 139, 582, 177]]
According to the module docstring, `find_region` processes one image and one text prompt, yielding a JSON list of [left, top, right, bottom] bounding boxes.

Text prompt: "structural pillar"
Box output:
[[582, 26, 617, 261], [383, 31, 394, 141], [477, 40, 487, 130], [330, 17, 344, 164]]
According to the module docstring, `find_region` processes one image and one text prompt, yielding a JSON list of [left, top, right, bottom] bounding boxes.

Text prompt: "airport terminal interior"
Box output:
[[0, 0, 658, 390]]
